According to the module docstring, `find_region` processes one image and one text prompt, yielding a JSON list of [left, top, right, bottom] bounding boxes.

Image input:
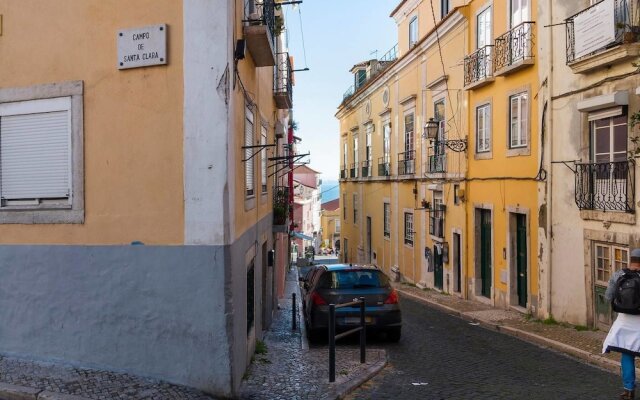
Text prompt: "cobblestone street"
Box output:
[[345, 295, 621, 400]]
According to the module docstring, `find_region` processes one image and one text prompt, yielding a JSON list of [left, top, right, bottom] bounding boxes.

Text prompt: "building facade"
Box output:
[[538, 0, 640, 328], [0, 0, 294, 396], [320, 198, 341, 252], [337, 0, 542, 317]]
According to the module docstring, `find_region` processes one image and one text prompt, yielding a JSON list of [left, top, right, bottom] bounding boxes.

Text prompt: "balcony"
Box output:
[[342, 44, 398, 103], [361, 160, 372, 178], [273, 186, 290, 228], [464, 46, 494, 89], [340, 167, 347, 180], [494, 21, 535, 76], [574, 160, 635, 213], [427, 143, 447, 174], [565, 0, 640, 73], [274, 52, 293, 109], [350, 162, 358, 178], [397, 150, 415, 176], [243, 0, 276, 67], [429, 204, 446, 238], [378, 157, 391, 177]]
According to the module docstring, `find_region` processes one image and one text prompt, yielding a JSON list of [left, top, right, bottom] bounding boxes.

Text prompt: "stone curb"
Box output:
[[396, 289, 635, 376], [0, 382, 91, 400], [327, 350, 388, 400]]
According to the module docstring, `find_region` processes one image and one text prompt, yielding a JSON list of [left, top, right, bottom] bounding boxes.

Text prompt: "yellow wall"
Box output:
[[465, 0, 539, 309], [320, 208, 340, 248], [0, 0, 184, 245]]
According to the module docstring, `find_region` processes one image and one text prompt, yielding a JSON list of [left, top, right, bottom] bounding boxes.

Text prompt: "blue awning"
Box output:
[[291, 231, 313, 241]]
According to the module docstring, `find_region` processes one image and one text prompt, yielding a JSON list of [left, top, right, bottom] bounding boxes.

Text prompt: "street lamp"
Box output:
[[422, 118, 467, 152]]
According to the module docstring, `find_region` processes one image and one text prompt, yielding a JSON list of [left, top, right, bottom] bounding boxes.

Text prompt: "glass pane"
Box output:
[[597, 245, 603, 257], [613, 124, 628, 153], [594, 119, 609, 129], [594, 129, 610, 154], [435, 101, 445, 121], [613, 115, 628, 125]]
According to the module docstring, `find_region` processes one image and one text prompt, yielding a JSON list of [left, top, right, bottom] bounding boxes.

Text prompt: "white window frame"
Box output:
[[365, 124, 372, 176], [353, 135, 359, 178], [510, 0, 530, 27], [245, 105, 255, 197], [335, 218, 341, 234], [383, 122, 391, 163], [594, 243, 628, 286], [509, 92, 528, 149], [477, 6, 492, 49], [0, 81, 84, 224], [260, 126, 268, 194], [476, 103, 491, 153], [384, 202, 390, 238], [404, 212, 414, 246], [409, 16, 418, 48], [404, 112, 415, 155]]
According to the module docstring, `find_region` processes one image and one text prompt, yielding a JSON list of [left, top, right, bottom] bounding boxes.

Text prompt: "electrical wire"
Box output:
[[297, 6, 309, 68]]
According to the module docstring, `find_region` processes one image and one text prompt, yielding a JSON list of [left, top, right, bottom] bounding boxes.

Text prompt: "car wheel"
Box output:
[[386, 327, 401, 342]]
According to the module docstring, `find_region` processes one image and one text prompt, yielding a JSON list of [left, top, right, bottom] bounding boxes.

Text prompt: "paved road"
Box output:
[[342, 296, 620, 400]]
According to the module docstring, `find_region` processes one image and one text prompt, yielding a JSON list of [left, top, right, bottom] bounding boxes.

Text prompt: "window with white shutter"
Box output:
[[245, 105, 255, 197], [0, 81, 84, 224], [0, 97, 71, 205], [261, 126, 268, 194]]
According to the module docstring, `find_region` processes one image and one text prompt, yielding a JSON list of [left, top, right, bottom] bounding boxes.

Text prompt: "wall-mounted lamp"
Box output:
[[422, 117, 467, 153]]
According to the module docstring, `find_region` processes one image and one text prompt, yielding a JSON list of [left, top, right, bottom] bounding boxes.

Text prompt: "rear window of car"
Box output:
[[317, 270, 390, 289]]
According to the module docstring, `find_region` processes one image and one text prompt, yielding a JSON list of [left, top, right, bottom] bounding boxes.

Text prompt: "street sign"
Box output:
[[117, 24, 167, 70]]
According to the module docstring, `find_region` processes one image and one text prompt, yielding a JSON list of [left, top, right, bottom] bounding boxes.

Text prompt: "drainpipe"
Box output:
[[545, 0, 554, 320], [288, 122, 294, 232]]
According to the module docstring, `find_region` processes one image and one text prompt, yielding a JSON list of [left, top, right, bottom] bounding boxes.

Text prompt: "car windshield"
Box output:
[[317, 270, 389, 289]]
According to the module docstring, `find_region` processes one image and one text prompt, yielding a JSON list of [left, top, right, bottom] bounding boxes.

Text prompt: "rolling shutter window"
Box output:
[[0, 97, 71, 202]]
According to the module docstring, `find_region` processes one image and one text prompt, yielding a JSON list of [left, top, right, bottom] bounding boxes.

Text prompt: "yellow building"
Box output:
[[320, 198, 341, 252], [0, 0, 294, 396], [337, 0, 541, 316]]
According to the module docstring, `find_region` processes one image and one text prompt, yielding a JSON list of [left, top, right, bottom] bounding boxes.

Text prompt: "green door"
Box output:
[[434, 245, 443, 290], [480, 210, 492, 298], [516, 214, 528, 308]]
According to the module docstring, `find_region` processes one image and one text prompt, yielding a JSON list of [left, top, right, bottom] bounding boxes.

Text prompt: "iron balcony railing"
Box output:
[[574, 160, 636, 213], [397, 150, 415, 176], [464, 45, 494, 86], [494, 21, 535, 72], [565, 0, 637, 63], [340, 167, 347, 180], [342, 44, 398, 103], [378, 156, 391, 177], [361, 160, 371, 177], [274, 52, 293, 109], [273, 185, 289, 225], [427, 142, 447, 173], [244, 0, 276, 48], [429, 204, 446, 238], [350, 162, 358, 178]]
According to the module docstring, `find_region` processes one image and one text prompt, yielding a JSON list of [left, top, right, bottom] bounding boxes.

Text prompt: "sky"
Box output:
[[284, 0, 398, 181]]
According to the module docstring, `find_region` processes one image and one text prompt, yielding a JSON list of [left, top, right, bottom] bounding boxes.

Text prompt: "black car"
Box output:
[[300, 264, 402, 342]]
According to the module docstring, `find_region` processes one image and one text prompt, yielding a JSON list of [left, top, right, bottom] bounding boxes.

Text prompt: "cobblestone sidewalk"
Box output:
[[0, 355, 215, 400], [394, 283, 627, 371], [239, 267, 386, 400]]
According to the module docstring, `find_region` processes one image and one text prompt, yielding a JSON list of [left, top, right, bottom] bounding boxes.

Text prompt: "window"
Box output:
[[429, 191, 444, 237], [441, 0, 451, 18], [404, 212, 414, 245], [594, 243, 628, 285], [261, 126, 268, 193], [477, 7, 492, 49], [343, 194, 347, 220], [383, 122, 391, 163], [335, 218, 341, 233], [454, 184, 460, 205], [592, 113, 628, 163], [353, 193, 358, 224], [317, 269, 390, 289], [353, 135, 359, 178], [509, 92, 528, 148], [0, 81, 84, 223], [365, 124, 372, 176], [343, 141, 347, 170], [433, 100, 446, 158], [510, 0, 530, 27], [384, 203, 390, 237], [404, 113, 414, 155], [245, 105, 255, 196], [409, 16, 418, 48], [476, 104, 491, 153]]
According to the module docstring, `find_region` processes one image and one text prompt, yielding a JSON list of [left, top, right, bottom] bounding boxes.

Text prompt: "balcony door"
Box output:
[[476, 7, 492, 79], [510, 0, 529, 27], [591, 112, 629, 210]]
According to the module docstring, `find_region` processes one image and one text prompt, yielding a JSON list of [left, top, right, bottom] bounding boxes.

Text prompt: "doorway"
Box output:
[[453, 232, 461, 293], [366, 217, 372, 263], [515, 214, 527, 308], [475, 209, 492, 298], [434, 244, 444, 290]]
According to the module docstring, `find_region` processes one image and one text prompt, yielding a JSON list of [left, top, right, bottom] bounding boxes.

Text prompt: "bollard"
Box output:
[[292, 292, 296, 331], [359, 297, 366, 364], [329, 304, 336, 383]]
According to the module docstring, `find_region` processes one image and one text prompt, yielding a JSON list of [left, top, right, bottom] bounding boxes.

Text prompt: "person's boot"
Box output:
[[620, 389, 635, 399]]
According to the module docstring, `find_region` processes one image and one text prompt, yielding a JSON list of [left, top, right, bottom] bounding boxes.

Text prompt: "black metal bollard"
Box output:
[[359, 297, 366, 364], [292, 293, 296, 331], [329, 304, 336, 382]]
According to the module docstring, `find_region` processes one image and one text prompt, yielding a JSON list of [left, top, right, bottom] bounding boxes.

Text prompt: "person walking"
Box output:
[[603, 248, 640, 399]]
